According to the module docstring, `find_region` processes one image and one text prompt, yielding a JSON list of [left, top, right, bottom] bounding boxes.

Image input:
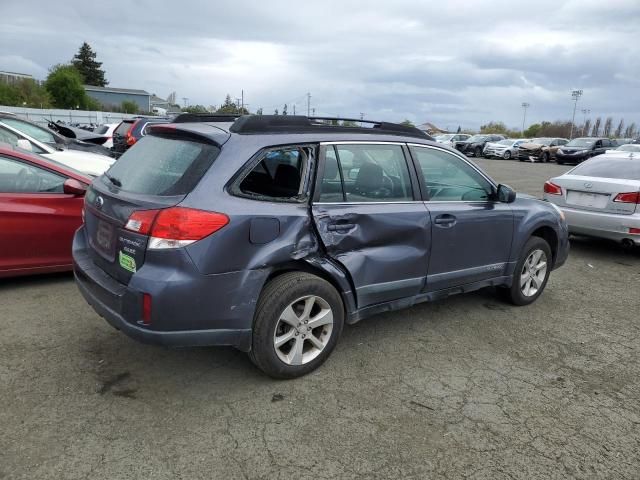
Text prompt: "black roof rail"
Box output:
[[228, 115, 432, 139], [173, 113, 242, 124]]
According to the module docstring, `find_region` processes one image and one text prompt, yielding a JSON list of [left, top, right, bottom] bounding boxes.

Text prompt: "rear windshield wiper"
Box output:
[[104, 172, 122, 187]]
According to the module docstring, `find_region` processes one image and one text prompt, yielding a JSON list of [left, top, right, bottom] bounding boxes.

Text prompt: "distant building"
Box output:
[[0, 71, 34, 85], [84, 85, 151, 113]]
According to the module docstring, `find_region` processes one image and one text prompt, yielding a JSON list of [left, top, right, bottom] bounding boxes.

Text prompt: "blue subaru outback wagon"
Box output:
[[73, 114, 569, 378]]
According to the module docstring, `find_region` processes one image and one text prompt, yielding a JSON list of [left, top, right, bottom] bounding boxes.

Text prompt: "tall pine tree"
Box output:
[[72, 42, 108, 86]]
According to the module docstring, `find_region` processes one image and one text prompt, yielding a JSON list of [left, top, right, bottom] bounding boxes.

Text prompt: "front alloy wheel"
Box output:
[[503, 150, 512, 160], [520, 249, 548, 297]]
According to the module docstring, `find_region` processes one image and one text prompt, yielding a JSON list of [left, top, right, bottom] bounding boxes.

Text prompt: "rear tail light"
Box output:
[[142, 293, 152, 325], [124, 207, 229, 249], [125, 120, 139, 146], [629, 228, 640, 235], [544, 181, 563, 195], [613, 192, 640, 204]]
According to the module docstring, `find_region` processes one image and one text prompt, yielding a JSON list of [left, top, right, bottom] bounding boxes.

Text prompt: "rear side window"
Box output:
[[237, 146, 308, 201], [2, 118, 56, 144], [570, 158, 640, 180], [105, 135, 220, 195]]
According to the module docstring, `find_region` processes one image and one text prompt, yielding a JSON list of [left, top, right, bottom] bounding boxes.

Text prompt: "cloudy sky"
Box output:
[[1, 0, 639, 130]]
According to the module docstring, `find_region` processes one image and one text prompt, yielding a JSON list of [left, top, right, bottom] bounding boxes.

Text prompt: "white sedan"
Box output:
[[605, 144, 640, 155], [543, 153, 640, 247], [0, 122, 114, 177], [93, 123, 120, 149]]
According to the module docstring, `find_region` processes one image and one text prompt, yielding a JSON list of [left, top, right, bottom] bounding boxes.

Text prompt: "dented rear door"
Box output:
[[311, 143, 431, 308]]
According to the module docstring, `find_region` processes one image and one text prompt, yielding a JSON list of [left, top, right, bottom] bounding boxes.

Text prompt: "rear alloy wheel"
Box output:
[[541, 152, 550, 163], [501, 236, 552, 306], [503, 150, 512, 160], [249, 272, 344, 378], [475, 146, 483, 157]]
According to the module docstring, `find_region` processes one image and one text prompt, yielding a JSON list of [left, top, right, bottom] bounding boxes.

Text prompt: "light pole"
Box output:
[[569, 89, 583, 139], [521, 102, 530, 136], [581, 108, 590, 136]]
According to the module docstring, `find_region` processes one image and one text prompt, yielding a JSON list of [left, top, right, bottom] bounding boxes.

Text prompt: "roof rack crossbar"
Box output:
[[173, 113, 242, 124], [228, 115, 431, 139]]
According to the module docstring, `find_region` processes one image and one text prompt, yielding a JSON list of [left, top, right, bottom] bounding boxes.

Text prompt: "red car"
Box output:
[[0, 144, 90, 278]]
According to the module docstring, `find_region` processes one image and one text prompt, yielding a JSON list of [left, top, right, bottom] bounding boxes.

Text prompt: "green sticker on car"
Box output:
[[119, 251, 136, 273]]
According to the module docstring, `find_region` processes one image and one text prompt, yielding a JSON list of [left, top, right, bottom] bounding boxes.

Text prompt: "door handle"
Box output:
[[327, 221, 355, 232], [434, 214, 456, 227]]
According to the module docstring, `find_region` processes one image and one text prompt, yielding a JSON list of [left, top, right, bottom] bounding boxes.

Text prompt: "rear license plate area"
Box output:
[[91, 219, 116, 261], [566, 191, 609, 209]]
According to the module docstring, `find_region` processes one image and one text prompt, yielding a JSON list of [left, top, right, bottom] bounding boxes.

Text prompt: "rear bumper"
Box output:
[[557, 206, 640, 245], [72, 226, 266, 350]]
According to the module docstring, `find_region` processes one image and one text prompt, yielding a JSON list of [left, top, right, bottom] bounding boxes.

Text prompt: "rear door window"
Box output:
[[1, 118, 56, 144], [104, 135, 220, 195], [114, 121, 133, 136]]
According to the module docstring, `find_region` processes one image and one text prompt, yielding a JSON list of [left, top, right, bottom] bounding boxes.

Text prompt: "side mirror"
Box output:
[[63, 178, 87, 196], [16, 139, 33, 152], [497, 184, 516, 203]]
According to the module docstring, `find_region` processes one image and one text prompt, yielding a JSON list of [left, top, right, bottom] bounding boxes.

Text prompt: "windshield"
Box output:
[[617, 145, 640, 152], [497, 140, 512, 146], [467, 135, 487, 142], [530, 138, 552, 146], [1, 118, 57, 144], [436, 134, 454, 141], [104, 134, 220, 195], [566, 138, 595, 147]]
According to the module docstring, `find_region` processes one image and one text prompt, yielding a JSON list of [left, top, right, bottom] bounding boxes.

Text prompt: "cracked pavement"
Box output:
[[1, 159, 639, 479]]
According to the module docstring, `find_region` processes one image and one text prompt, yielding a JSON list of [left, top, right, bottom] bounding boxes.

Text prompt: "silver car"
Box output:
[[543, 153, 640, 247], [484, 139, 528, 159]]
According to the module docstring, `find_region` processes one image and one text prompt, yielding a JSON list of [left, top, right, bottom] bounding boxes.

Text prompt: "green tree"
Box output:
[[181, 104, 208, 114], [400, 119, 415, 127], [72, 42, 108, 86], [215, 94, 249, 114], [342, 120, 358, 127], [0, 83, 21, 106], [45, 64, 94, 109], [523, 123, 541, 138], [282, 104, 288, 115], [0, 79, 52, 108], [121, 100, 138, 114]]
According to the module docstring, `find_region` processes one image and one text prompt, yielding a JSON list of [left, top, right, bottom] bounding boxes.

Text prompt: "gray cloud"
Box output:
[[1, 0, 638, 130]]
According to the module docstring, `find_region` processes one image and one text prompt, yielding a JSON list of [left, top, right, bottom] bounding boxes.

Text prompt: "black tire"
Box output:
[[503, 150, 512, 160], [501, 236, 552, 306], [556, 158, 565, 165], [475, 146, 482, 157], [249, 272, 344, 379], [541, 152, 549, 163]]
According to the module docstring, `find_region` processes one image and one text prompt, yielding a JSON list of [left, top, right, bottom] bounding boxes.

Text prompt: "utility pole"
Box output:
[[312, 108, 315, 116], [241, 89, 244, 111], [521, 102, 530, 135], [182, 97, 189, 107], [569, 89, 583, 140], [293, 104, 296, 115], [306, 92, 311, 117], [581, 108, 590, 136]]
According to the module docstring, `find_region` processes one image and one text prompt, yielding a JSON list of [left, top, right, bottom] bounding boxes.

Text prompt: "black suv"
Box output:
[[455, 134, 505, 157], [111, 116, 173, 157], [73, 115, 569, 378], [555, 137, 611, 164]]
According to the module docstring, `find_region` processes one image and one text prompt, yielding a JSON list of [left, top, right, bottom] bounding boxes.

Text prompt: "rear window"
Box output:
[[104, 135, 220, 195], [570, 158, 640, 181], [95, 125, 109, 134], [114, 121, 133, 136]]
